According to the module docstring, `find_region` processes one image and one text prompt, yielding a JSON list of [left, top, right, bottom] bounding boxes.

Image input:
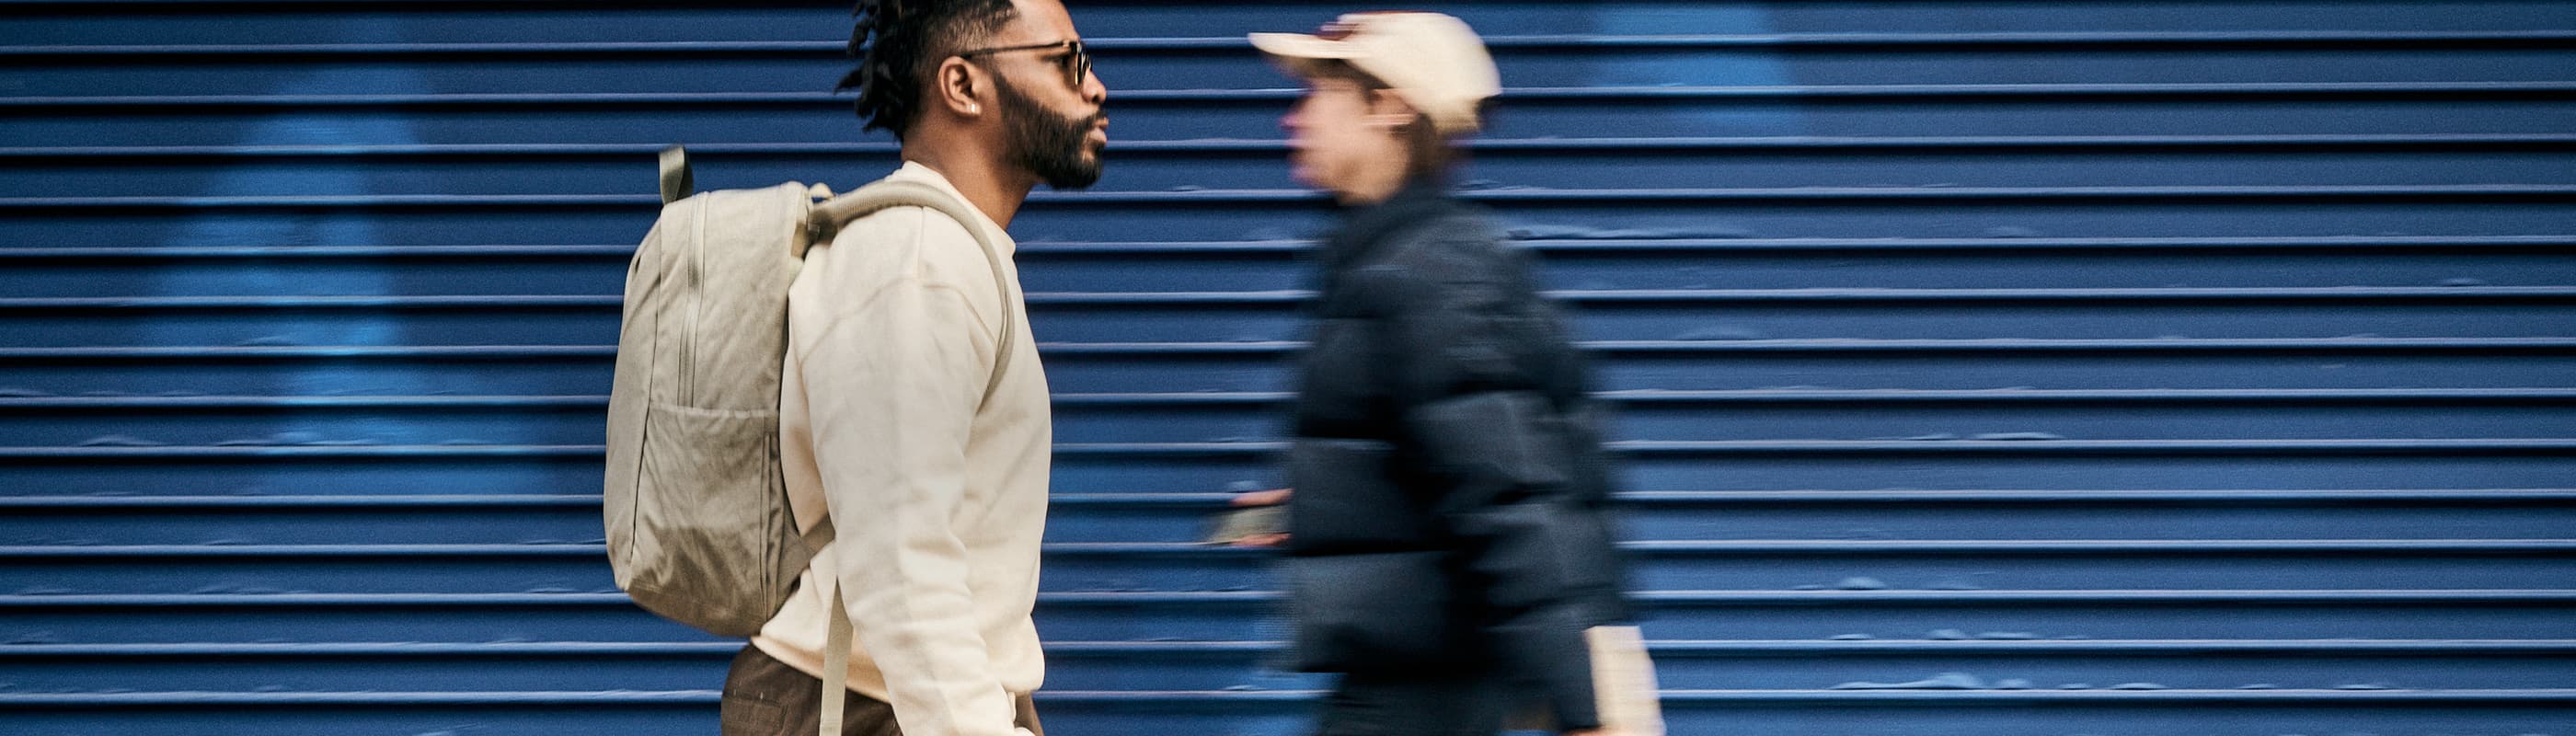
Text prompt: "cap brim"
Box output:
[[1248, 32, 1363, 78]]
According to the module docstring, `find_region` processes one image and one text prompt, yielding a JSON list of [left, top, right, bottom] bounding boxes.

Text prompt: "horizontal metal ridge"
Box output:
[[1571, 338, 2576, 354], [0, 395, 610, 408], [0, 193, 660, 209], [1620, 539, 2576, 554], [0, 642, 745, 657], [13, 387, 2574, 408], [0, 494, 601, 508], [6, 82, 2573, 109], [8, 236, 2570, 260], [1611, 489, 2576, 505], [5, 590, 2570, 609], [1653, 689, 2576, 703], [10, 489, 2570, 511], [1062, 489, 2576, 508], [0, 41, 853, 57], [17, 0, 834, 6], [1549, 286, 2576, 302], [0, 592, 1274, 609], [0, 544, 604, 557], [12, 439, 2571, 459], [0, 295, 619, 308], [1214, 285, 2465, 301], [0, 345, 621, 359], [1653, 638, 2576, 654], [0, 592, 647, 607], [1597, 388, 2576, 403], [0, 690, 720, 706], [9, 30, 2573, 57], [0, 444, 604, 458], [6, 338, 2573, 362], [12, 286, 2573, 309], [12, 539, 2565, 558], [3, 689, 2575, 707], [11, 133, 2576, 160], [9, 638, 2571, 659], [1626, 590, 2576, 604], [1382, 235, 2576, 253], [1516, 30, 2576, 49], [1044, 439, 2576, 457], [1599, 439, 2576, 456], [11, 184, 2576, 209], [0, 245, 646, 259], [1056, 539, 2576, 555]]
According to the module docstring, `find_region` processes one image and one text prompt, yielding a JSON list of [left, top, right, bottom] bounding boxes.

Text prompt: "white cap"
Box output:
[[1248, 12, 1500, 136]]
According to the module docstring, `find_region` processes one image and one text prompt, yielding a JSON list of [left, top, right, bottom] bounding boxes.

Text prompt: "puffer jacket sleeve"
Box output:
[[1370, 224, 1622, 731]]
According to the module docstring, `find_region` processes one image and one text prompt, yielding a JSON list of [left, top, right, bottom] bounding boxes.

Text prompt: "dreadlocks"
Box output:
[[840, 0, 1020, 139]]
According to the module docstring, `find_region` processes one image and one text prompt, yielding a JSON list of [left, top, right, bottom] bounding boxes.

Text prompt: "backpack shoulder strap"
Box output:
[[796, 180, 1019, 736], [803, 180, 1021, 405]]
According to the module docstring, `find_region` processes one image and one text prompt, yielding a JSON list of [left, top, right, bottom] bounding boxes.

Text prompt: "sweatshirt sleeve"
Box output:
[[795, 213, 1018, 736]]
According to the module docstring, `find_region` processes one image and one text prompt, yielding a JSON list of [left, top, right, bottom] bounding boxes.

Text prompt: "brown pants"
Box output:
[[719, 645, 1042, 736]]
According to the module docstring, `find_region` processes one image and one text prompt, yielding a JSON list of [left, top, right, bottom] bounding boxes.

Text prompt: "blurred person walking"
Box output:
[[1236, 12, 1663, 736]]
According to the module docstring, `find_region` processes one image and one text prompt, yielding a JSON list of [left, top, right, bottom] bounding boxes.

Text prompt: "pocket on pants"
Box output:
[[719, 689, 786, 735]]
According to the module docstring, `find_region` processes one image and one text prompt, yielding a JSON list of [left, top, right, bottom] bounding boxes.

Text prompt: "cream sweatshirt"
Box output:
[[753, 162, 1052, 736]]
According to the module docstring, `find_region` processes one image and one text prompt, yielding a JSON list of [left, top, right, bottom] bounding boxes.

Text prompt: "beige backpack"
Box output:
[[601, 149, 1017, 729]]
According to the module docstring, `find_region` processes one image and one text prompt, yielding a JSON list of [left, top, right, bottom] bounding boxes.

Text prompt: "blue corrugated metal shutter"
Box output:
[[4, 1, 2573, 733]]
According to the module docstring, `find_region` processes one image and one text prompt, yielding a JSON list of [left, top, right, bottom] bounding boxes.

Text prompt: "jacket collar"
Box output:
[[1322, 178, 1454, 271]]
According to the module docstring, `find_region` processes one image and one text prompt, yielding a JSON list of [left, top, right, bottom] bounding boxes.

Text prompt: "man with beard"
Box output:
[[720, 1, 1105, 735]]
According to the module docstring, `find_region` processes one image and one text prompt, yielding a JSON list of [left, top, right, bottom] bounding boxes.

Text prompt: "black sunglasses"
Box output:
[[955, 39, 1089, 89]]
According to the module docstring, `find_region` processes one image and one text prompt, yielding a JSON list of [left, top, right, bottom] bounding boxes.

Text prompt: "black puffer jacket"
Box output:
[[1284, 180, 1632, 729]]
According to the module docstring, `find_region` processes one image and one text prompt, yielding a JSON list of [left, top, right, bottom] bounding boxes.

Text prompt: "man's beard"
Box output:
[[994, 75, 1103, 190]]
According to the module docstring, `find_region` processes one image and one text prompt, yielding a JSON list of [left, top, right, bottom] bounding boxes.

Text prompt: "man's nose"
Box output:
[[1080, 68, 1107, 105]]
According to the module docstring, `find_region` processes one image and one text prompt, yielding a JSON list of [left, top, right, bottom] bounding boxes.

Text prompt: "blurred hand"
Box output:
[[1232, 489, 1292, 506], [1226, 489, 1292, 546]]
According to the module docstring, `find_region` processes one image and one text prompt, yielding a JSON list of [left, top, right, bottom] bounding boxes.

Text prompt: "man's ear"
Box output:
[[933, 57, 989, 119]]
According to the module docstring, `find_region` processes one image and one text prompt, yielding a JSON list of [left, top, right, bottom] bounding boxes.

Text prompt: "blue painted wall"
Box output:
[[2, 1, 2572, 733]]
